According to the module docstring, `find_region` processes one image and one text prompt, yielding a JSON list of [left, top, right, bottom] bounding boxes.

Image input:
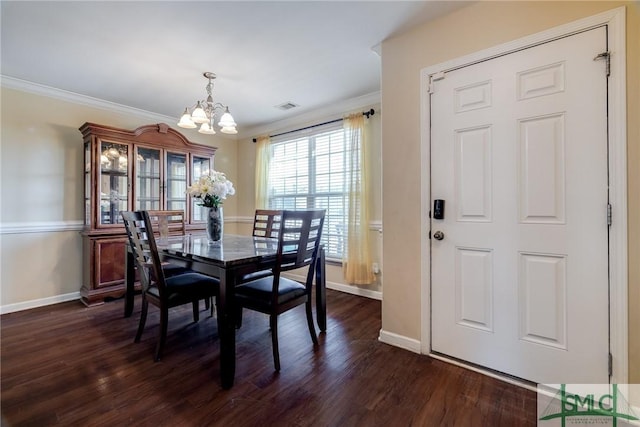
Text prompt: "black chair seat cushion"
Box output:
[[147, 272, 219, 302], [162, 263, 191, 277], [236, 276, 306, 305], [239, 269, 273, 283]]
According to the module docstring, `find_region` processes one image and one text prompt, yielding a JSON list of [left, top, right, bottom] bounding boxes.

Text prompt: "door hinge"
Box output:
[[607, 203, 612, 226], [593, 51, 611, 77], [608, 352, 613, 377], [428, 71, 446, 94]]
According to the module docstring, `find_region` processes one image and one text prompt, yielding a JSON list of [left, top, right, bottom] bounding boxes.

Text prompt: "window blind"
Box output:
[[268, 122, 357, 259]]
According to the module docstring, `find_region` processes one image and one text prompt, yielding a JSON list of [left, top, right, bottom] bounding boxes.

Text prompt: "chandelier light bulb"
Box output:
[[177, 72, 238, 135], [177, 108, 197, 129], [198, 122, 216, 135], [191, 101, 208, 124], [218, 107, 236, 128]]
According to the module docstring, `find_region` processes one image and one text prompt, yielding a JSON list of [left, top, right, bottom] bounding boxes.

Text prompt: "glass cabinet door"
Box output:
[[191, 155, 211, 222], [84, 142, 91, 225], [135, 147, 161, 210], [166, 152, 187, 212], [99, 141, 129, 225]]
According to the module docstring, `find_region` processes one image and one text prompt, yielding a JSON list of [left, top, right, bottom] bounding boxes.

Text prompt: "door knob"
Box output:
[[433, 230, 445, 241]]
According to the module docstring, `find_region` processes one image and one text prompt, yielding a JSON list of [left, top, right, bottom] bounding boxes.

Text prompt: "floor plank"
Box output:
[[1, 290, 536, 426]]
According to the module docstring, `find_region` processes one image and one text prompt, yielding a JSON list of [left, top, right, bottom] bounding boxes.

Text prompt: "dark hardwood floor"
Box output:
[[1, 290, 536, 426]]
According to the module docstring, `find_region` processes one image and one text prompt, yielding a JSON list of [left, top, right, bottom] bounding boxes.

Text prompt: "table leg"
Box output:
[[124, 245, 135, 318], [217, 269, 236, 389], [315, 246, 327, 332]]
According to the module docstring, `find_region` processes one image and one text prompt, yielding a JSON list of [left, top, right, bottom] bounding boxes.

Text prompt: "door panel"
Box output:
[[430, 27, 608, 384], [518, 114, 566, 223], [455, 247, 493, 332], [455, 126, 492, 222]]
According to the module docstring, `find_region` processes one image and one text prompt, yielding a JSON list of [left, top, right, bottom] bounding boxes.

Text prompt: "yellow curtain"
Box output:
[[343, 113, 374, 285], [254, 135, 271, 209]]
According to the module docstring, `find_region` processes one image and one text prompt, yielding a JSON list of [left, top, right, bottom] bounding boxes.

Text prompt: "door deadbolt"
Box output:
[[433, 230, 445, 241]]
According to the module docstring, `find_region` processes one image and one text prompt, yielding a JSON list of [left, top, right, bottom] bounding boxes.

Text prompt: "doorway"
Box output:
[[420, 8, 627, 385]]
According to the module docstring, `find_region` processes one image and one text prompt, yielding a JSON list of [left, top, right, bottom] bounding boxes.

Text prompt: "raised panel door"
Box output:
[[430, 27, 609, 383]]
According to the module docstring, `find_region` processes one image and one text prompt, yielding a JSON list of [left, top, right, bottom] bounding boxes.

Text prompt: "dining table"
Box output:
[[123, 232, 327, 389]]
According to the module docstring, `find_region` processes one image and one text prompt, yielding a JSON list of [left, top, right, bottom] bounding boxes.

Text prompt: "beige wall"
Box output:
[[0, 87, 384, 308], [0, 87, 238, 306], [381, 1, 639, 383]]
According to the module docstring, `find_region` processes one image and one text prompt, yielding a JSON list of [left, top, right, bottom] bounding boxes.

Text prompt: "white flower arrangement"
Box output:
[[186, 170, 235, 208]]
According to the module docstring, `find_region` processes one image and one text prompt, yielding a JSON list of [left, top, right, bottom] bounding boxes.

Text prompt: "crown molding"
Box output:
[[1, 75, 376, 142], [1, 74, 177, 123], [241, 91, 381, 140]]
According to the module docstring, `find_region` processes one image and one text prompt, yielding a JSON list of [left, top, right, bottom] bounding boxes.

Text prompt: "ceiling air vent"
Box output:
[[275, 102, 299, 111]]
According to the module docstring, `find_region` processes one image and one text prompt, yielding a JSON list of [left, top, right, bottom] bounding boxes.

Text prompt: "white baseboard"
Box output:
[[0, 292, 81, 315], [282, 272, 382, 300], [1, 272, 381, 316], [378, 329, 421, 353], [325, 281, 382, 300]]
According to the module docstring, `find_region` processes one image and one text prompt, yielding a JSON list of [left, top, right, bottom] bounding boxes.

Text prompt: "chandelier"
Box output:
[[177, 72, 237, 135]]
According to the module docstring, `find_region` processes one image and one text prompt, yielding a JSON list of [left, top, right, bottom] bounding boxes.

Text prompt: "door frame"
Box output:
[[419, 7, 627, 384]]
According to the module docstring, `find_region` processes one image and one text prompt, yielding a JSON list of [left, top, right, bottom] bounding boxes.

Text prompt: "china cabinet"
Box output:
[[80, 122, 216, 306]]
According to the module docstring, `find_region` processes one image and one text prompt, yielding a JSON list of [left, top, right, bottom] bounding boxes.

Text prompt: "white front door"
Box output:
[[430, 26, 609, 384]]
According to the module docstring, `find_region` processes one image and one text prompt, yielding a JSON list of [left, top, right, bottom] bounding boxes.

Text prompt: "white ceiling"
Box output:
[[1, 1, 469, 136]]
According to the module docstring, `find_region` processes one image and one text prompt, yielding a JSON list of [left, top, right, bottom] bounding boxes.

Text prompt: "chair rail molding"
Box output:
[[0, 220, 84, 234], [232, 216, 381, 232]]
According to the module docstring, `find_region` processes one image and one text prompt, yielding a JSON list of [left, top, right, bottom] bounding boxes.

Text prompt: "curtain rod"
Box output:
[[252, 108, 374, 143]]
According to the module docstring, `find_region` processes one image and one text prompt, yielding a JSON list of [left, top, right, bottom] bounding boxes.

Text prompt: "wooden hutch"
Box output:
[[80, 122, 217, 306]]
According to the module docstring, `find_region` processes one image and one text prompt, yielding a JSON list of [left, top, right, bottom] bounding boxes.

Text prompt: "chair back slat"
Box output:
[[276, 210, 325, 274], [121, 211, 166, 295], [252, 209, 282, 238], [146, 210, 186, 236]]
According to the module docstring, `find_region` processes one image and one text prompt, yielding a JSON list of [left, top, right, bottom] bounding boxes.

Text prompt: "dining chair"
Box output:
[[121, 210, 220, 362], [145, 210, 189, 277], [234, 209, 326, 371], [146, 209, 215, 314], [238, 209, 283, 284]]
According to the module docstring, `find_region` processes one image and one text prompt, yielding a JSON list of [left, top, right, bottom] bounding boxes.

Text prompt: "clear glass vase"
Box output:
[[205, 206, 223, 242]]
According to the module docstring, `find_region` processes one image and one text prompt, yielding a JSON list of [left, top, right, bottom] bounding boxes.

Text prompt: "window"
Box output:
[[268, 123, 359, 259]]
